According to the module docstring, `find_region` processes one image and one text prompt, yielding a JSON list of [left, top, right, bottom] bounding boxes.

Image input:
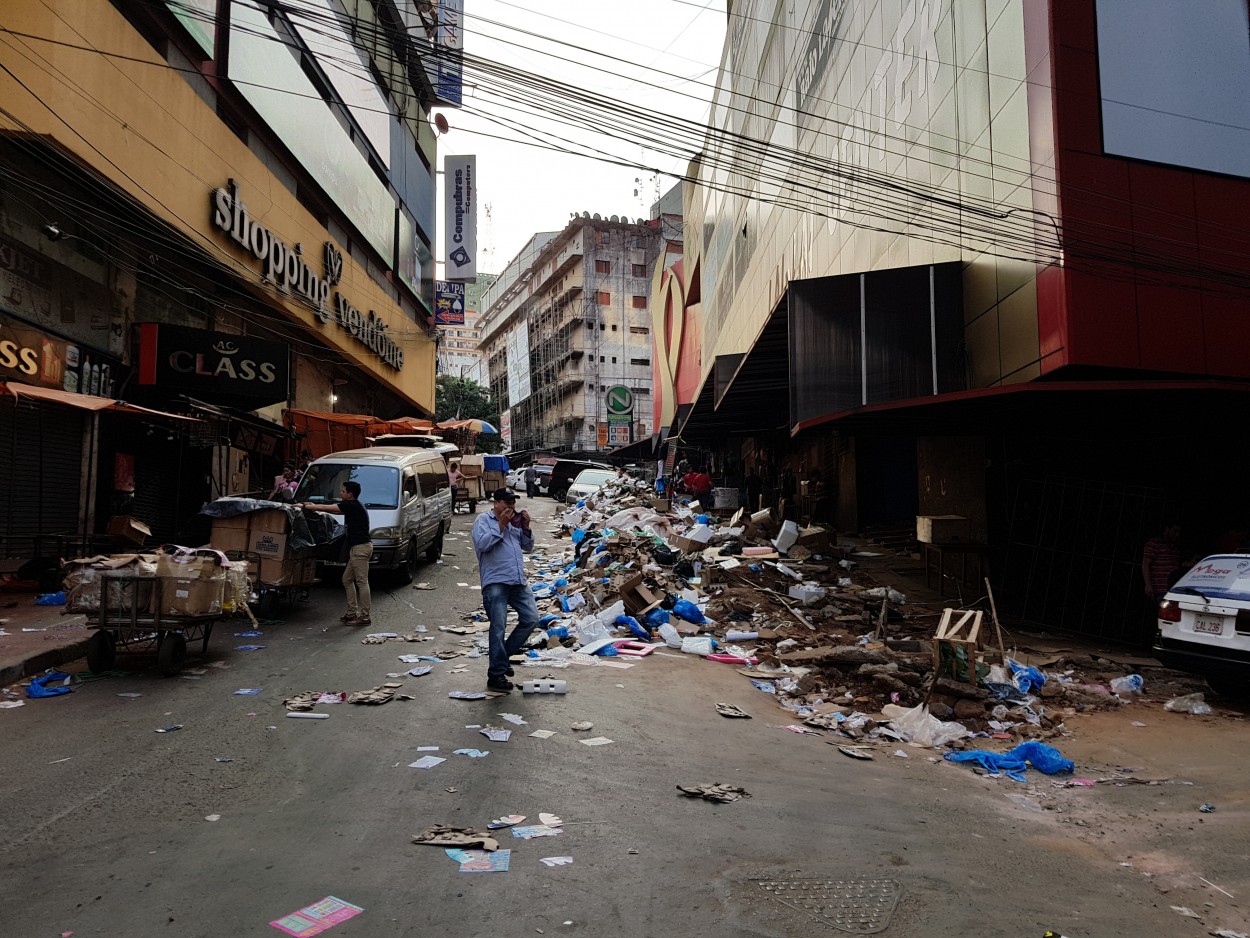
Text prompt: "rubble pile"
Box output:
[[489, 478, 1213, 752]]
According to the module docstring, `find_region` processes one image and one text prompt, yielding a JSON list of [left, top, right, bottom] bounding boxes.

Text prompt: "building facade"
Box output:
[[479, 216, 668, 454], [668, 0, 1250, 645], [0, 0, 448, 552]]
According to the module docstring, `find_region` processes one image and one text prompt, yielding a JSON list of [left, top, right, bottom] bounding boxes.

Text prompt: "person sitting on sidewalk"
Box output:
[[471, 488, 538, 693], [301, 481, 373, 625]]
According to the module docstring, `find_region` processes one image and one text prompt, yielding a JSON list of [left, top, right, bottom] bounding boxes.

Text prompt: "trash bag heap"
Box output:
[[481, 477, 1213, 751]]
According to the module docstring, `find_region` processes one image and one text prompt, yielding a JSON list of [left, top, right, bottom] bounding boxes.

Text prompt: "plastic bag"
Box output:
[[1109, 674, 1144, 696], [615, 615, 650, 641], [27, 671, 73, 698], [645, 608, 671, 629], [680, 636, 713, 656], [944, 740, 1074, 781], [1164, 693, 1213, 715], [35, 591, 66, 606], [658, 623, 682, 648], [881, 703, 969, 748], [1008, 658, 1047, 693], [671, 598, 706, 625]]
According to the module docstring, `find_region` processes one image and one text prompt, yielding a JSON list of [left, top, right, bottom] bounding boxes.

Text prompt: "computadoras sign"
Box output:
[[211, 182, 403, 370]]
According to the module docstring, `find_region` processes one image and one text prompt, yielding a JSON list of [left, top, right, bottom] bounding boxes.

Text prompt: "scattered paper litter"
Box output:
[[233, 688, 263, 696], [499, 713, 527, 725], [529, 729, 556, 739], [480, 727, 512, 742], [1170, 906, 1201, 919], [116, 692, 143, 699], [407, 666, 433, 677], [445, 848, 511, 872], [205, 814, 221, 822], [539, 856, 574, 867], [510, 825, 562, 839], [578, 736, 614, 746], [408, 756, 446, 769], [538, 812, 563, 827], [416, 746, 439, 752], [449, 691, 487, 700], [454, 748, 490, 758], [269, 896, 363, 936]]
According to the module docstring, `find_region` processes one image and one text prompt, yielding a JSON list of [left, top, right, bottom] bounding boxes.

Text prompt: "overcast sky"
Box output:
[[433, 0, 726, 275]]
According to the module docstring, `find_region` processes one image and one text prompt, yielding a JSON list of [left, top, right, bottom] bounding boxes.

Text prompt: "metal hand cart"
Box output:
[[222, 549, 317, 618], [84, 573, 229, 677]]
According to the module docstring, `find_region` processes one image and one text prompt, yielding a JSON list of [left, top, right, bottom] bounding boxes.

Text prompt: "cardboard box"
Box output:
[[258, 556, 318, 587], [916, 515, 970, 544], [647, 498, 671, 513], [106, 516, 152, 545], [670, 535, 707, 554], [160, 576, 224, 617], [459, 455, 485, 477], [618, 573, 663, 616], [795, 525, 832, 552], [210, 510, 291, 559]]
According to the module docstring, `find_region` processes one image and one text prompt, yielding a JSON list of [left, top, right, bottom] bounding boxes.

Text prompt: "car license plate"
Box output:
[[1193, 614, 1224, 635]]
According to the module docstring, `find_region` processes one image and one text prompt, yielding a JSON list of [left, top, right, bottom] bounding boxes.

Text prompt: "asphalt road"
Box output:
[[0, 499, 1231, 937]]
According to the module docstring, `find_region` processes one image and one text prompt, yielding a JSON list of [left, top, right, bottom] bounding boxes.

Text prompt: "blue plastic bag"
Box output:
[[671, 598, 706, 625], [1008, 658, 1047, 694], [35, 591, 66, 606], [571, 529, 586, 544], [615, 615, 650, 641], [27, 671, 73, 698], [695, 514, 709, 524], [645, 608, 670, 628], [592, 643, 618, 657], [944, 740, 1073, 781]]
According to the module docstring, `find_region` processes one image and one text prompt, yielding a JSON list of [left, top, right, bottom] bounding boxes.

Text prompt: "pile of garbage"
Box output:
[[484, 478, 1215, 750]]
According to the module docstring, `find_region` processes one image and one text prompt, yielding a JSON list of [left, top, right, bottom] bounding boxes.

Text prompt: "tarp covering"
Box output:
[[285, 410, 437, 458], [198, 497, 343, 554], [2, 381, 201, 420]]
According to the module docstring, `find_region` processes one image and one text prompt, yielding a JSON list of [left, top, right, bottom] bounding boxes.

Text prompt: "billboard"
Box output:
[[506, 325, 531, 406], [443, 155, 477, 281], [435, 0, 464, 107], [434, 281, 466, 325], [500, 409, 512, 450]]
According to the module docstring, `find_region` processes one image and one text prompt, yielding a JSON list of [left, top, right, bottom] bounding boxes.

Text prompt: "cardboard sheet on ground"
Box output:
[[269, 896, 363, 936]]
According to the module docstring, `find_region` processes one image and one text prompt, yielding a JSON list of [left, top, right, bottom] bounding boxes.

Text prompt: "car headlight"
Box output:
[[370, 526, 401, 540]]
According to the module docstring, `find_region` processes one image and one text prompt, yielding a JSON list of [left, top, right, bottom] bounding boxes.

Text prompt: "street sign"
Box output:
[[606, 413, 630, 425], [435, 281, 466, 325], [609, 424, 630, 446], [596, 423, 609, 447], [605, 385, 633, 415]]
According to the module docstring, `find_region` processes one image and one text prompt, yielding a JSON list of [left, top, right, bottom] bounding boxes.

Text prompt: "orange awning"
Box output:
[[1, 382, 200, 420]]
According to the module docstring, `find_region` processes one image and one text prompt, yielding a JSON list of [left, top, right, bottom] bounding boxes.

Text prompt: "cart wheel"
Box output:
[[86, 630, 116, 673], [158, 632, 187, 677], [256, 591, 280, 618], [425, 525, 444, 563]]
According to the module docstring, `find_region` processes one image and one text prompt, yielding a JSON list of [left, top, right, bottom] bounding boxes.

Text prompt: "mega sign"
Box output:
[[211, 182, 403, 370]]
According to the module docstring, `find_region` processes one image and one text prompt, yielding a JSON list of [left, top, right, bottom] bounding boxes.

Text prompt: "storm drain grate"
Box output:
[[752, 877, 902, 933]]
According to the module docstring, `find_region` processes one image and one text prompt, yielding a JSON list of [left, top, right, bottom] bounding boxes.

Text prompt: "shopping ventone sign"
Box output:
[[137, 322, 290, 404], [211, 182, 403, 370]]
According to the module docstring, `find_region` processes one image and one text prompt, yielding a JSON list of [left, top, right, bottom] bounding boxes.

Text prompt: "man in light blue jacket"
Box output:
[[471, 488, 539, 693]]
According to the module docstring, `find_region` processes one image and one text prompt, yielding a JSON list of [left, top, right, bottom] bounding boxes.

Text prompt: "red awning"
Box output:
[[1, 382, 200, 420]]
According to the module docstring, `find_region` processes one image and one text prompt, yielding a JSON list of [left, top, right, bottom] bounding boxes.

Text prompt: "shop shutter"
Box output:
[[0, 396, 85, 557]]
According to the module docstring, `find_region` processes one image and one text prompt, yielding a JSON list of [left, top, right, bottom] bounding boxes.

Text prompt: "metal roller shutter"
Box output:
[[0, 396, 85, 557]]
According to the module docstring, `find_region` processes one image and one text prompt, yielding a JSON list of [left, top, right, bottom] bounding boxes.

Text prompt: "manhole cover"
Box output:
[[752, 877, 902, 933]]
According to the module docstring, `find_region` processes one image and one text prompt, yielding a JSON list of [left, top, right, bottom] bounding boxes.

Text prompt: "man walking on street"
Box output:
[[301, 481, 373, 625], [471, 488, 539, 693], [524, 464, 539, 499]]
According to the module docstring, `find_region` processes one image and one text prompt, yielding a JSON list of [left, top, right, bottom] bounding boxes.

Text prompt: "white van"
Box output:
[[293, 448, 452, 582]]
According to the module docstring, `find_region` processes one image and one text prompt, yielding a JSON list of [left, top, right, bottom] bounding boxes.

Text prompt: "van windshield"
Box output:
[[293, 464, 400, 509]]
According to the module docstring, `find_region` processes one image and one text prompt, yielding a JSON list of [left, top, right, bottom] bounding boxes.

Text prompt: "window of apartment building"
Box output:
[[631, 387, 649, 395], [600, 323, 606, 331], [631, 295, 647, 309], [630, 326, 649, 335], [596, 290, 610, 305], [611, 357, 617, 363], [597, 230, 610, 246], [595, 259, 611, 274], [599, 356, 605, 362], [631, 263, 646, 277], [630, 357, 651, 366]]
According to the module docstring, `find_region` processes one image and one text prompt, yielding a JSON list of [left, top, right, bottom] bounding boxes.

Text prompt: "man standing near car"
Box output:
[[301, 481, 373, 625], [524, 464, 539, 499], [471, 488, 538, 693]]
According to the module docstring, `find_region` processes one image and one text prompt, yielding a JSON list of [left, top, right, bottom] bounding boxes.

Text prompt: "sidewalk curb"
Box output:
[[0, 636, 92, 687]]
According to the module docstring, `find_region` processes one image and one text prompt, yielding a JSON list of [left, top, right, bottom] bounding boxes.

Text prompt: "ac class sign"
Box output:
[[211, 182, 403, 370]]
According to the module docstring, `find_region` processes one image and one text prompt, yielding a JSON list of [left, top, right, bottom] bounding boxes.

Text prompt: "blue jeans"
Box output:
[[482, 582, 540, 680]]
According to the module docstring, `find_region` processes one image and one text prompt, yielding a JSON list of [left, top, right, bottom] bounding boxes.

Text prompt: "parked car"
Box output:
[[505, 465, 552, 494], [293, 447, 451, 583], [548, 459, 611, 501], [565, 467, 616, 505], [1154, 553, 1250, 697]]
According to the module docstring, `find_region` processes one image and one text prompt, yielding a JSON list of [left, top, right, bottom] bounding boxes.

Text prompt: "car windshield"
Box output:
[[293, 463, 400, 509], [574, 469, 614, 487], [1170, 554, 1250, 601]]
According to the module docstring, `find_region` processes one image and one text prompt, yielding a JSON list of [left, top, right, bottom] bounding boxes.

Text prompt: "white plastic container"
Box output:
[[522, 679, 567, 694]]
